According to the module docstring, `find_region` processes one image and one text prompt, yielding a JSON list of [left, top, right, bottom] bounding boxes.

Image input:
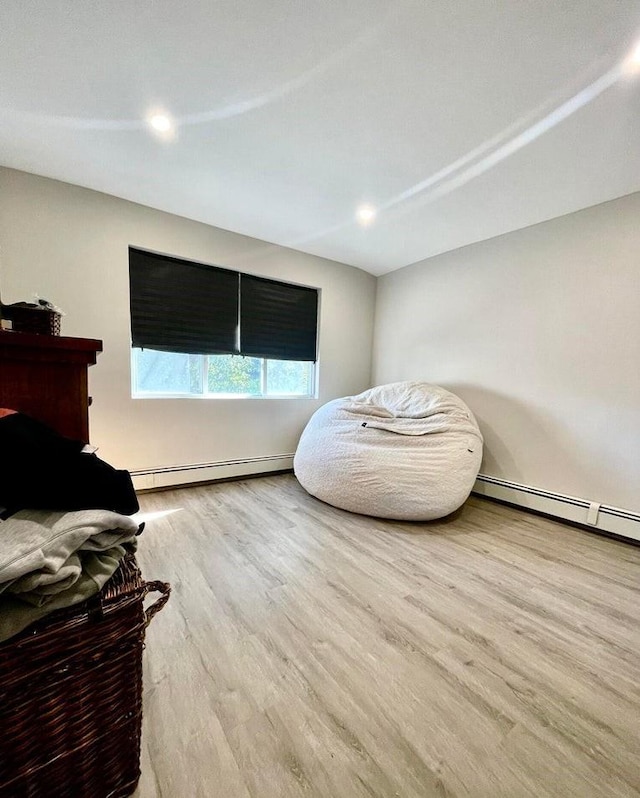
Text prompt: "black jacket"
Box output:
[[0, 412, 139, 517]]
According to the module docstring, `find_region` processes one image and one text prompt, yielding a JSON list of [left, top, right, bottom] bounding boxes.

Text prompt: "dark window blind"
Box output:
[[129, 248, 239, 355], [240, 275, 318, 361]]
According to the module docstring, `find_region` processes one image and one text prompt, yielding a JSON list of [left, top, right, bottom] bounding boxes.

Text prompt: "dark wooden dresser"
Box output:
[[0, 331, 103, 442]]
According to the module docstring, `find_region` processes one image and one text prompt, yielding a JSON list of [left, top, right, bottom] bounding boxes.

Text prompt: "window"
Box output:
[[129, 249, 318, 398], [132, 350, 315, 397]]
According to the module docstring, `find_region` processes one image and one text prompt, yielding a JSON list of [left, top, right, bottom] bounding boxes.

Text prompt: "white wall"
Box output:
[[0, 167, 376, 476], [373, 192, 640, 514]]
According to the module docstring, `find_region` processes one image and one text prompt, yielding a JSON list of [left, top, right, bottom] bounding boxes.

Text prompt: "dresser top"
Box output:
[[0, 331, 103, 365]]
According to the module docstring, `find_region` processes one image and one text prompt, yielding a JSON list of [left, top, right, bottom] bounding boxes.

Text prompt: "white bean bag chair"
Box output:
[[294, 381, 483, 521]]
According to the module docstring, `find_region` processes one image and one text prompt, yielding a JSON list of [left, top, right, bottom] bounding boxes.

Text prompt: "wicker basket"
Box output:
[[0, 556, 170, 798], [0, 303, 62, 336]]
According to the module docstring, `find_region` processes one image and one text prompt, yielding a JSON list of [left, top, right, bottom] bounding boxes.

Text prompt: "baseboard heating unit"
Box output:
[[131, 454, 295, 491], [473, 474, 640, 542]]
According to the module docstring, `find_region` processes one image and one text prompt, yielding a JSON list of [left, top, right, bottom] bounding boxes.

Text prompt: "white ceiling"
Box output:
[[1, 1, 640, 275]]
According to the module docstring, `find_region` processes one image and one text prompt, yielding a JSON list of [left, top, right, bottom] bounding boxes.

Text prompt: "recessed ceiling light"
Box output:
[[149, 113, 172, 132], [622, 40, 640, 74], [356, 204, 377, 226]]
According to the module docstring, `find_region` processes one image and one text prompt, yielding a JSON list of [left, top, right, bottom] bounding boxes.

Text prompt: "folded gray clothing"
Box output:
[[0, 509, 140, 642], [0, 545, 135, 641]]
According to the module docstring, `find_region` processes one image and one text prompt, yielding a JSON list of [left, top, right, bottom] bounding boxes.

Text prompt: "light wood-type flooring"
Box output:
[[133, 473, 640, 798]]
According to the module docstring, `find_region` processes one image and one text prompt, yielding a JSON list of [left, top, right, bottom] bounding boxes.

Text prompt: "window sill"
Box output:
[[131, 393, 317, 400]]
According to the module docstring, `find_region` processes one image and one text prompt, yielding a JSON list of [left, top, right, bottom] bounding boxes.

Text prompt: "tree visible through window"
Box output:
[[207, 355, 261, 394]]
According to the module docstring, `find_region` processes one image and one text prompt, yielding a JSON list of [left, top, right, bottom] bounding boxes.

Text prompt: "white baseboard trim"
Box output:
[[131, 454, 294, 491], [473, 474, 640, 543]]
